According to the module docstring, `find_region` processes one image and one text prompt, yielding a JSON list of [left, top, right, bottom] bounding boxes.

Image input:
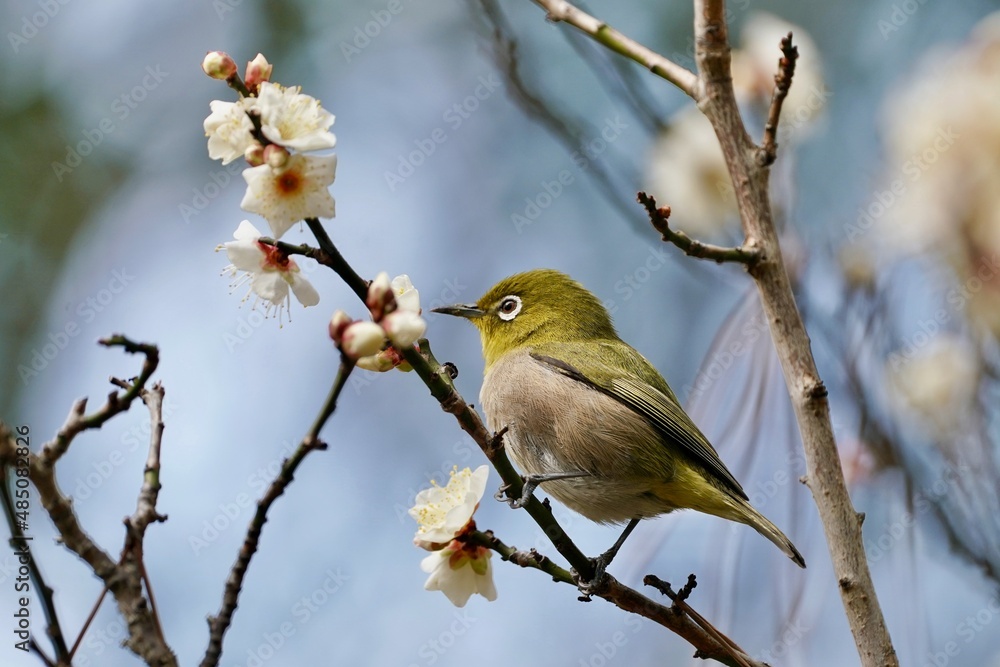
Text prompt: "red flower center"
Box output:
[[276, 169, 302, 195], [256, 241, 291, 271]]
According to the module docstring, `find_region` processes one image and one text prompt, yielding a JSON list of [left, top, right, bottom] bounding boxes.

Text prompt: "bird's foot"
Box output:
[[573, 557, 613, 600], [502, 471, 588, 509]]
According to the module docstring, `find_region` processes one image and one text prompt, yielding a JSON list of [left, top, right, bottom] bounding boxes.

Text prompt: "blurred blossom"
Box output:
[[886, 336, 979, 436], [645, 106, 734, 238], [645, 12, 824, 239], [879, 12, 1000, 335], [838, 246, 877, 291]]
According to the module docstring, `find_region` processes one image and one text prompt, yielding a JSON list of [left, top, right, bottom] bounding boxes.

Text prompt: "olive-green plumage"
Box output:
[[434, 269, 805, 568]]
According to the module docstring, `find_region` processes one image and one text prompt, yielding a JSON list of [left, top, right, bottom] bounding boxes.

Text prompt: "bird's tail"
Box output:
[[734, 501, 806, 568]]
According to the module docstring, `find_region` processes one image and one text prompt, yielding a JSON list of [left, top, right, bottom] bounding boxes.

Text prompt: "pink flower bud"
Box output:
[[245, 53, 273, 93], [264, 144, 290, 170], [202, 51, 238, 80], [244, 143, 265, 166], [328, 310, 353, 343], [366, 271, 395, 320]]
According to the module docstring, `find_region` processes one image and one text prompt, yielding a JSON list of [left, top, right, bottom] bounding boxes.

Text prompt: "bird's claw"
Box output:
[[573, 559, 610, 600]]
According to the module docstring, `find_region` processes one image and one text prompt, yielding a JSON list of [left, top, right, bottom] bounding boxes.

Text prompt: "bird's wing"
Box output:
[[530, 341, 748, 500]]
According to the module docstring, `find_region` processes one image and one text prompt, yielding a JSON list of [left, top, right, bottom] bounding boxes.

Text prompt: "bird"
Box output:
[[432, 269, 805, 571]]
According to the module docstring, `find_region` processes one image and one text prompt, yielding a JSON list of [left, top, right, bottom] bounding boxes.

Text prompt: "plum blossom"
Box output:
[[219, 220, 319, 322], [240, 153, 337, 238], [409, 466, 496, 607], [256, 81, 337, 152], [204, 98, 259, 165], [420, 543, 497, 608], [410, 466, 489, 550]]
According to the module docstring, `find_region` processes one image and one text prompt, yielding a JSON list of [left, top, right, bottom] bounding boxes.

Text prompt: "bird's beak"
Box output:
[[431, 304, 486, 319]]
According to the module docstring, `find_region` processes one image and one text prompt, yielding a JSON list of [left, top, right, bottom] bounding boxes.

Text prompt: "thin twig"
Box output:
[[530, 0, 698, 98], [305, 218, 369, 300], [644, 575, 750, 667], [259, 237, 336, 271], [467, 529, 575, 584], [200, 359, 355, 667], [2, 338, 178, 665], [638, 192, 760, 265], [37, 335, 159, 467], [469, 531, 764, 667], [0, 425, 70, 662], [758, 32, 799, 166], [68, 586, 109, 660], [124, 382, 170, 646], [475, 0, 645, 231]]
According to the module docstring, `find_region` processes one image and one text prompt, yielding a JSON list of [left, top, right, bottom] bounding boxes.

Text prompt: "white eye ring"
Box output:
[[497, 295, 522, 321]]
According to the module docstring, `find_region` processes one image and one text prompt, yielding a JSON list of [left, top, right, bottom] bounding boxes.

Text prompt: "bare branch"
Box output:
[[758, 32, 799, 166], [2, 338, 177, 665], [37, 335, 159, 467], [530, 0, 699, 98], [691, 1, 899, 665], [200, 359, 355, 667], [638, 192, 760, 265]]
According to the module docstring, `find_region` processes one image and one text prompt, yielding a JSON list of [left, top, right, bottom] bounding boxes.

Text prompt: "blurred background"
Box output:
[[3, 0, 1000, 665]]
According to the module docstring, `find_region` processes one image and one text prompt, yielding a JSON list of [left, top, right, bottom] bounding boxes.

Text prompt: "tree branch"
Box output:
[[690, 2, 898, 665], [530, 0, 699, 98], [2, 338, 178, 666], [36, 335, 159, 467], [638, 191, 760, 265], [200, 358, 355, 667], [758, 32, 798, 166]]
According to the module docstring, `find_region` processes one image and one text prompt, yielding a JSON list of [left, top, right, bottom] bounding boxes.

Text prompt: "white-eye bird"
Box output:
[[433, 269, 805, 570]]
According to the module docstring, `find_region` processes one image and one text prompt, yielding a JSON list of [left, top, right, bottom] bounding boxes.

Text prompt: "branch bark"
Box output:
[[1, 338, 178, 666], [691, 2, 898, 665]]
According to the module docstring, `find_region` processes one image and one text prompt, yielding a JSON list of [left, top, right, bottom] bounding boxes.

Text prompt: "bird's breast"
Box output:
[[480, 349, 679, 523]]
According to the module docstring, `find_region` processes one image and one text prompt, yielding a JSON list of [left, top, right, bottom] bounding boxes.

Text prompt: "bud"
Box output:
[[367, 271, 395, 320], [356, 350, 396, 372], [202, 51, 238, 80], [264, 144, 290, 170], [244, 143, 265, 167], [341, 321, 386, 359], [391, 274, 420, 313], [245, 53, 273, 93], [383, 310, 426, 348], [328, 309, 353, 343]]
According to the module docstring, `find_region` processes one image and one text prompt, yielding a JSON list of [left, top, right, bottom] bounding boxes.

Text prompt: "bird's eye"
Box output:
[[497, 295, 522, 321]]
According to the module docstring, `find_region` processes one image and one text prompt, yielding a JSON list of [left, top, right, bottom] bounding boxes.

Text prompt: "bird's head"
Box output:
[[433, 269, 617, 369]]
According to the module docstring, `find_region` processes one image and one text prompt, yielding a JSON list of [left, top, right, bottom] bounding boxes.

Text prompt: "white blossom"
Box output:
[[410, 466, 489, 550], [240, 153, 337, 239], [420, 543, 497, 607], [204, 98, 258, 165], [256, 81, 337, 152], [219, 220, 319, 322]]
